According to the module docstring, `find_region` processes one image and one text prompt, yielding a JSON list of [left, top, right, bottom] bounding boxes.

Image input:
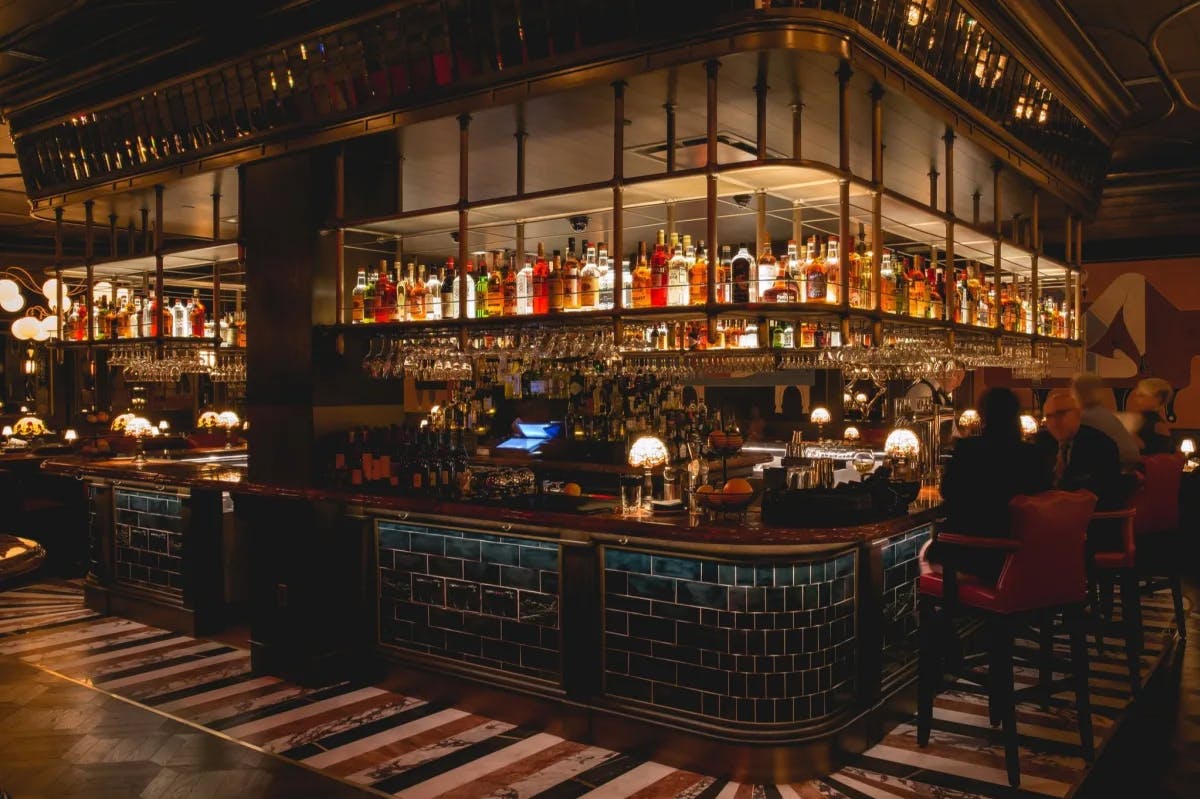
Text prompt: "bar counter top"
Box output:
[[43, 454, 942, 551]]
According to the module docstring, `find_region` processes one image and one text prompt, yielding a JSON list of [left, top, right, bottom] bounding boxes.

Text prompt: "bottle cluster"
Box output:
[[329, 424, 471, 498], [62, 287, 245, 344]]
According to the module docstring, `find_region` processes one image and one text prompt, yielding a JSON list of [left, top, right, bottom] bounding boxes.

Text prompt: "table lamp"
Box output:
[[628, 435, 669, 510], [957, 409, 981, 436], [810, 407, 831, 441], [884, 426, 921, 480], [217, 411, 240, 449], [1181, 438, 1196, 465], [64, 429, 78, 444], [843, 426, 860, 443], [1019, 414, 1039, 439], [125, 417, 153, 464]]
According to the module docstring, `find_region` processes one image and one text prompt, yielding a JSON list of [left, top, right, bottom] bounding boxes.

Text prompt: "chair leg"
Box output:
[[1170, 574, 1187, 640], [1067, 604, 1095, 761], [1119, 569, 1143, 694], [917, 594, 940, 747], [1038, 609, 1054, 711], [992, 615, 1020, 788]]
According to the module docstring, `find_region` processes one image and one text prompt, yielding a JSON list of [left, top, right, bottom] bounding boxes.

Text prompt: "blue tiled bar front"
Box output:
[[377, 521, 562, 682], [603, 548, 856, 725]]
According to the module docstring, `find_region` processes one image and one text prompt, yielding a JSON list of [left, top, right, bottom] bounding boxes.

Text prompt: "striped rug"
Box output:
[[0, 580, 1190, 799]]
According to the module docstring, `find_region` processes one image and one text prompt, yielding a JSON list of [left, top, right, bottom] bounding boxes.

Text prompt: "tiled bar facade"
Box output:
[[113, 488, 186, 600], [602, 548, 856, 724], [377, 521, 562, 682], [878, 525, 932, 681]]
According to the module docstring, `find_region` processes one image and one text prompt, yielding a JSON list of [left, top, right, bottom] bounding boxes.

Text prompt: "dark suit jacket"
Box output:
[[940, 436, 1052, 539], [1035, 426, 1128, 511]]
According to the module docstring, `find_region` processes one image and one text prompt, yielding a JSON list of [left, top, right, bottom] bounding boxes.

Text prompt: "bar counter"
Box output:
[[44, 453, 941, 782]]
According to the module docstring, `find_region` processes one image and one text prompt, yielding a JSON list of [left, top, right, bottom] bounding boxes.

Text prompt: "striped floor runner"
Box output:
[[0, 580, 1191, 799]]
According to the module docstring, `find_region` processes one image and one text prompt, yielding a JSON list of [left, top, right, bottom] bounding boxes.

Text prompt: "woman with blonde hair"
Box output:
[[1120, 377, 1173, 455]]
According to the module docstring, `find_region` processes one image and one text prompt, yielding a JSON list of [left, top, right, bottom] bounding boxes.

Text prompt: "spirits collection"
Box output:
[[61, 287, 246, 345], [349, 229, 1072, 339]]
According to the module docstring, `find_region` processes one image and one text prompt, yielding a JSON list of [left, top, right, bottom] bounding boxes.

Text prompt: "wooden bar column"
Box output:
[[612, 80, 626, 316], [212, 192, 222, 346], [109, 213, 118, 258], [1074, 217, 1084, 341], [755, 54, 768, 159], [705, 60, 720, 327], [870, 83, 884, 321], [457, 113, 471, 331], [837, 60, 852, 310], [54, 208, 64, 346], [1030, 190, 1040, 334], [154, 186, 164, 342], [1064, 212, 1074, 341], [943, 128, 955, 322], [334, 148, 345, 324], [85, 201, 94, 345], [991, 162, 1002, 334]]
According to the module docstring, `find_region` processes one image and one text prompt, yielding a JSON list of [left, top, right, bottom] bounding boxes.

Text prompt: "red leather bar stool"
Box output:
[[916, 490, 1099, 788], [1087, 501, 1141, 692], [1130, 453, 1188, 638]]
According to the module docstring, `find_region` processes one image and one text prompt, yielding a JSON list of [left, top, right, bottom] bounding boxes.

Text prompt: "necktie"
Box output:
[[1054, 440, 1071, 487]]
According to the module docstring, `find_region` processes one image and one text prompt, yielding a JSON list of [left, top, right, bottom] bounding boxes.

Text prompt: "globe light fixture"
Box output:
[[885, 427, 921, 480], [628, 435, 669, 509], [843, 426, 861, 442], [957, 408, 982, 436], [810, 407, 831, 441]]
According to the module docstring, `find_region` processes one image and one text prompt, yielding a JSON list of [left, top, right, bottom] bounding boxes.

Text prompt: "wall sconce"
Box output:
[[23, 348, 37, 375]]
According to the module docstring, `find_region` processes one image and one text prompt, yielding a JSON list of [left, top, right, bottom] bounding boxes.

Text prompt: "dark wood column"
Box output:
[[243, 150, 329, 488]]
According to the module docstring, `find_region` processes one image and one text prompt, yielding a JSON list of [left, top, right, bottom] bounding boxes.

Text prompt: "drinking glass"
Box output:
[[619, 473, 643, 517]]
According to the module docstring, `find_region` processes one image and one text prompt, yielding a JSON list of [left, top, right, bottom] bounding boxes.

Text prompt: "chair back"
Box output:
[[1134, 453, 1185, 536], [996, 490, 1098, 612]]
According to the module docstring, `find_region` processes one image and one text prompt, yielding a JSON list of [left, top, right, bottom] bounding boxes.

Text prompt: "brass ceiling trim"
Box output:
[[24, 14, 1096, 219]]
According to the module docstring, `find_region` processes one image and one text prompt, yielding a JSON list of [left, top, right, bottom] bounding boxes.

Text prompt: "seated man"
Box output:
[[1037, 390, 1128, 511]]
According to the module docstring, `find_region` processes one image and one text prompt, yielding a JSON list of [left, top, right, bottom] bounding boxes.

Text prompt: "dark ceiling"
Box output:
[[0, 0, 1193, 264]]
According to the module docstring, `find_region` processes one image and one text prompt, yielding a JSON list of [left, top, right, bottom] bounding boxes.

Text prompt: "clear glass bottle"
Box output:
[[804, 236, 827, 302], [516, 254, 534, 315], [171, 297, 187, 337], [351, 270, 366, 323], [597, 243, 614, 310], [425, 263, 442, 320], [825, 236, 840, 304], [757, 241, 778, 302], [620, 257, 633, 310], [579, 242, 599, 309], [667, 232, 688, 306], [563, 238, 580, 310]]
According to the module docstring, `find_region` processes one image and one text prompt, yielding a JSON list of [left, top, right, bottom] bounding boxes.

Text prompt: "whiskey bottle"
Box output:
[[441, 259, 456, 319], [688, 237, 707, 305], [804, 237, 827, 302], [719, 244, 733, 303], [375, 259, 394, 322], [786, 239, 805, 303], [825, 237, 841, 304], [547, 251, 564, 313], [579, 242, 599, 309], [486, 254, 504, 317], [730, 243, 754, 304], [668, 232, 688, 306], [408, 263, 427, 320], [563, 238, 580, 310], [880, 251, 896, 313], [756, 241, 778, 302], [501, 252, 518, 316], [632, 240, 652, 308], [761, 250, 799, 303]]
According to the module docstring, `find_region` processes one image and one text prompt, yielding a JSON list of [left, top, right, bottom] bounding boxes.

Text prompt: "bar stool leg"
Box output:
[[917, 594, 940, 747], [1067, 604, 1095, 761], [992, 615, 1020, 787], [1119, 568, 1142, 693], [1169, 574, 1187, 640], [1038, 609, 1054, 711]]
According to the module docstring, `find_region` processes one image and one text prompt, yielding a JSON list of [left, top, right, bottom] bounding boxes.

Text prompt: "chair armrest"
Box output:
[[936, 532, 1021, 551], [1091, 508, 1136, 520]]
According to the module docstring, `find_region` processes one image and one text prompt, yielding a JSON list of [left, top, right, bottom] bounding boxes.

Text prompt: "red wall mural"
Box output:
[[1084, 257, 1200, 427]]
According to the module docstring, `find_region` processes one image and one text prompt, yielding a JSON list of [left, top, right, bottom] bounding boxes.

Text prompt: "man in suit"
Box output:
[[1038, 390, 1127, 511]]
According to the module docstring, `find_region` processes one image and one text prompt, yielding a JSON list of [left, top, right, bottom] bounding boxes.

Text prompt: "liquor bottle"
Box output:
[[425, 263, 442, 320], [454, 258, 477, 319], [475, 257, 491, 318], [785, 239, 805, 303], [849, 237, 867, 308], [501, 252, 518, 316], [597, 243, 614, 310], [762, 249, 799, 303], [441, 259, 456, 319], [632, 240, 652, 308], [579, 242, 599, 309], [408, 263, 427, 320], [880, 251, 896, 313], [363, 267, 377, 322], [688, 238, 707, 305], [115, 293, 131, 338], [375, 260, 394, 322], [926, 263, 943, 320], [547, 251, 564, 313], [805, 236, 827, 302], [532, 242, 549, 314], [483, 254, 501, 317], [757, 241, 778, 302], [620, 257, 633, 310], [189, 289, 206, 337], [516, 253, 534, 315], [65, 302, 79, 340], [825, 237, 841, 304], [563, 238, 580, 310], [718, 244, 733, 303], [730, 243, 754, 303], [667, 232, 688, 306], [650, 229, 669, 307], [171, 297, 187, 337]]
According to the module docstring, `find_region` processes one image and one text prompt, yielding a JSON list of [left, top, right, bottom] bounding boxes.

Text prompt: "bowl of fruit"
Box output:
[[706, 428, 745, 458], [694, 478, 758, 513]]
